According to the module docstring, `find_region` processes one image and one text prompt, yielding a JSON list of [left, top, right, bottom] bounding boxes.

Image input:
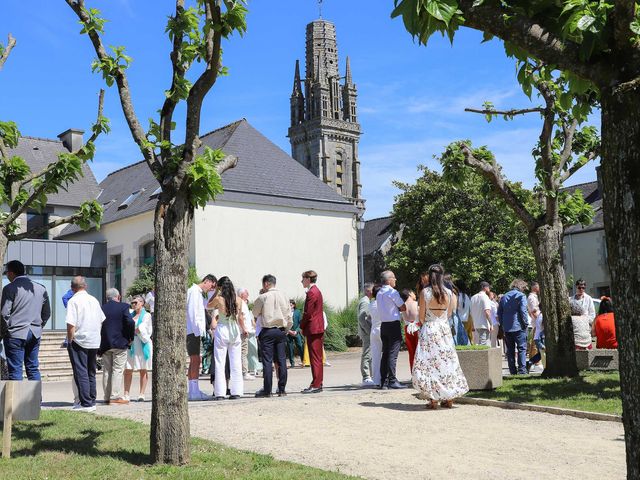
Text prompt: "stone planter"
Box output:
[[575, 349, 619, 371], [456, 347, 503, 390]]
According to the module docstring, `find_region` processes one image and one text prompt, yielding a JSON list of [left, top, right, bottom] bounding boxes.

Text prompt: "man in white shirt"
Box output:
[[528, 281, 540, 322], [66, 276, 106, 412], [470, 281, 493, 346], [186, 274, 217, 401], [376, 271, 406, 389], [571, 278, 596, 325]]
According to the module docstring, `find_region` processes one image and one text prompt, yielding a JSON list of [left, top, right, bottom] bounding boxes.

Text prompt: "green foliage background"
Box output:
[[387, 167, 537, 293]]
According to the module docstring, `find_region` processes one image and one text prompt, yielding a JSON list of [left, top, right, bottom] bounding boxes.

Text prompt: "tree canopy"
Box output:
[[387, 167, 536, 293]]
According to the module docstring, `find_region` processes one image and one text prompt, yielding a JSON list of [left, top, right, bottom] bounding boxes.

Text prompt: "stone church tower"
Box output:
[[288, 19, 363, 210]]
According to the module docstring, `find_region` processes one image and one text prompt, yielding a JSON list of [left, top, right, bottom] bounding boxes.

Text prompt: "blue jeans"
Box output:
[[504, 330, 528, 374], [3, 330, 41, 380]]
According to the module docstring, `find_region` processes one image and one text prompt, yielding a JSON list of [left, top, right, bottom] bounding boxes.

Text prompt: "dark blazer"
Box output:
[[497, 289, 529, 333], [301, 285, 324, 336], [1, 276, 51, 340], [100, 300, 135, 353]]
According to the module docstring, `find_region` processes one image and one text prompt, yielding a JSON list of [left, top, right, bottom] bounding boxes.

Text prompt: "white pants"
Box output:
[[214, 322, 243, 397], [370, 326, 382, 386]]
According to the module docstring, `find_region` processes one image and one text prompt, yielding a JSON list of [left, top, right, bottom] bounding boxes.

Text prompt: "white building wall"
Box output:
[[194, 201, 359, 308], [563, 229, 610, 297]]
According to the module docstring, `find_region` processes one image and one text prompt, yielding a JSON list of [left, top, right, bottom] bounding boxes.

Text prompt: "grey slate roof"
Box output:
[[363, 216, 394, 256], [8, 136, 101, 208], [61, 119, 357, 236], [562, 180, 604, 234]]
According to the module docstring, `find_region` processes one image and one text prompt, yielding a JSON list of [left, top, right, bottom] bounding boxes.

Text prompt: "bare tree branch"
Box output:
[[159, 0, 186, 159], [8, 211, 91, 241], [215, 154, 237, 175], [458, 1, 614, 86], [613, 1, 636, 51], [613, 74, 640, 94], [459, 143, 537, 231], [535, 80, 560, 222], [557, 118, 579, 173], [3, 89, 107, 227], [65, 0, 160, 175], [465, 107, 545, 117], [0, 33, 16, 70], [560, 150, 599, 183]]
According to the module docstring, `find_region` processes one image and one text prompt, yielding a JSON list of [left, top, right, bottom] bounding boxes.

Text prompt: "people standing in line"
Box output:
[[252, 274, 292, 397], [400, 288, 419, 373], [66, 276, 105, 412], [301, 270, 325, 394], [488, 291, 501, 348], [592, 297, 617, 349], [455, 281, 472, 346], [124, 295, 153, 402], [571, 279, 596, 325], [209, 277, 245, 400], [376, 270, 406, 390], [238, 288, 260, 379], [570, 302, 593, 350], [1, 260, 51, 380], [527, 309, 545, 372], [412, 264, 468, 409], [357, 283, 375, 387], [186, 274, 217, 401], [369, 284, 382, 387], [498, 279, 530, 375], [287, 299, 304, 369], [470, 281, 493, 346], [99, 288, 134, 405]]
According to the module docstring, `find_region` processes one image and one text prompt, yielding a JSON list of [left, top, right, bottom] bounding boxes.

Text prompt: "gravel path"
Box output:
[[102, 388, 626, 480]]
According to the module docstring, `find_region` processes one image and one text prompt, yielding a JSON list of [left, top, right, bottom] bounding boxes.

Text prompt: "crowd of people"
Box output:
[[0, 257, 618, 412]]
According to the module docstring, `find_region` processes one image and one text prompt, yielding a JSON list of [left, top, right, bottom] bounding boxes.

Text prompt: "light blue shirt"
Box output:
[[376, 285, 404, 323]]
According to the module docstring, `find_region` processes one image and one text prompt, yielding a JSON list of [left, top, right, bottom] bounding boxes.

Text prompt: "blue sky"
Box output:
[[1, 0, 599, 219]]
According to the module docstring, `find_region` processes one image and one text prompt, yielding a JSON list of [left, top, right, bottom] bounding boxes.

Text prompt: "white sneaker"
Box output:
[[73, 405, 96, 412], [72, 402, 81, 409], [362, 378, 375, 387], [137, 395, 145, 402], [243, 373, 255, 381]]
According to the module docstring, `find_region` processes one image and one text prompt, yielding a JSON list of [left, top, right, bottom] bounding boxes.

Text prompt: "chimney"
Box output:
[[57, 128, 85, 152]]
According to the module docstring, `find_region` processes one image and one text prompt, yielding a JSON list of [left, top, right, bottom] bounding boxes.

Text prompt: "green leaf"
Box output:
[[425, 0, 459, 26], [576, 15, 595, 31]]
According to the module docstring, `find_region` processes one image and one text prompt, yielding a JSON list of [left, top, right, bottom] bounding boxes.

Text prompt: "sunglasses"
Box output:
[[576, 286, 586, 290]]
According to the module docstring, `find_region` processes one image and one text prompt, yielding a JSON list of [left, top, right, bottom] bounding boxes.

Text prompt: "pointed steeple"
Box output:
[[345, 56, 353, 85], [292, 60, 303, 96]]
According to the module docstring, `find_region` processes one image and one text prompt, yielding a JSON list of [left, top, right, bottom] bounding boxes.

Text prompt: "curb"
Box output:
[[457, 396, 622, 423]]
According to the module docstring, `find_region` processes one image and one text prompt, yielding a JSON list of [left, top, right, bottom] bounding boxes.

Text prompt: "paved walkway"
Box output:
[[43, 351, 626, 480]]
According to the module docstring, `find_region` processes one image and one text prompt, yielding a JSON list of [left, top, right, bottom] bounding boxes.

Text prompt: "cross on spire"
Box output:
[[318, 0, 323, 18]]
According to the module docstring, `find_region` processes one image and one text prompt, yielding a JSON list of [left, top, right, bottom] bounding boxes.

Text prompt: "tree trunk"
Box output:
[[528, 223, 577, 377], [150, 192, 193, 465], [601, 87, 640, 478], [0, 232, 7, 380]]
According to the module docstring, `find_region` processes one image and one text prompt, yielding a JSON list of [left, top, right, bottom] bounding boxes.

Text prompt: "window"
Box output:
[[118, 189, 144, 210], [26, 211, 50, 239], [140, 241, 155, 267], [149, 186, 162, 199], [110, 254, 122, 292]]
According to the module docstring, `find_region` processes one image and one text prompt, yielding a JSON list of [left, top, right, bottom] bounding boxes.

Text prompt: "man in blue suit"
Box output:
[[498, 279, 530, 375], [100, 288, 135, 404], [1, 260, 51, 380]]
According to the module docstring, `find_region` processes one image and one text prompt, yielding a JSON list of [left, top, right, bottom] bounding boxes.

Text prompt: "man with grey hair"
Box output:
[[99, 288, 135, 404], [376, 271, 406, 389], [66, 276, 105, 411], [358, 283, 375, 386], [497, 279, 529, 375]]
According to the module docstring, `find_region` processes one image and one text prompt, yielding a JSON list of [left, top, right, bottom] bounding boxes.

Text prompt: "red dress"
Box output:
[[594, 313, 618, 349]]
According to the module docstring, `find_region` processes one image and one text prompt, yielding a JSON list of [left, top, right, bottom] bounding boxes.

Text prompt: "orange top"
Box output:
[[594, 312, 618, 349]]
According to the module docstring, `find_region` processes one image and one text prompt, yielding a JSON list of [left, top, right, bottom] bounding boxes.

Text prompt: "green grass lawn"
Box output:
[[0, 410, 358, 480], [466, 372, 622, 415]]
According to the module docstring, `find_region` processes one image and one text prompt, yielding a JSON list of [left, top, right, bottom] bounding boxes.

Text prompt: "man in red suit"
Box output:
[[300, 270, 324, 394]]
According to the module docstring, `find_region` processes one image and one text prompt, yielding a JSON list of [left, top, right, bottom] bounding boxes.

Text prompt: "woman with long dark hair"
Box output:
[[412, 264, 469, 409], [591, 297, 617, 349], [209, 276, 246, 399]]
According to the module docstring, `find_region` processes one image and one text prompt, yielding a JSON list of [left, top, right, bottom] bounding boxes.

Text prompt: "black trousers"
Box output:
[[380, 320, 402, 386], [259, 327, 288, 394], [68, 341, 97, 407]]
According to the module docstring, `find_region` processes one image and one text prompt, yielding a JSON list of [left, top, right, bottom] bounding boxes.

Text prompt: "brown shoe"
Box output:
[[110, 398, 130, 405]]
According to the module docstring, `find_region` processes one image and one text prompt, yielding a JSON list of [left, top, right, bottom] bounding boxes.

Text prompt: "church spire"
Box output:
[[292, 59, 303, 95], [345, 56, 353, 85], [290, 60, 304, 126]]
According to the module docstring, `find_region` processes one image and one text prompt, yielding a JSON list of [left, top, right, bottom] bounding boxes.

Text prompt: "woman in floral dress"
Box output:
[[412, 264, 469, 409]]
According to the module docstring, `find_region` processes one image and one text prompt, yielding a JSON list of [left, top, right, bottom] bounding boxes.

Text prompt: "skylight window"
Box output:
[[118, 189, 144, 210], [149, 186, 162, 199]]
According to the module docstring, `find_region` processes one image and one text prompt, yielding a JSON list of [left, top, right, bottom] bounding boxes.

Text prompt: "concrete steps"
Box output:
[[39, 332, 73, 380]]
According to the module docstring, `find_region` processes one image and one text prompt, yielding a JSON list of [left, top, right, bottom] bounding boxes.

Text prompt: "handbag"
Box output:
[[497, 325, 504, 340]]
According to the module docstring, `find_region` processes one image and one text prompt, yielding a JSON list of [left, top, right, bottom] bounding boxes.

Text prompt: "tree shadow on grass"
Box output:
[[10, 423, 151, 466]]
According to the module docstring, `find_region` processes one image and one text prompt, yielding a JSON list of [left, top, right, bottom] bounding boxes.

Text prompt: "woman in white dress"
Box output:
[[412, 264, 469, 409], [124, 295, 152, 402]]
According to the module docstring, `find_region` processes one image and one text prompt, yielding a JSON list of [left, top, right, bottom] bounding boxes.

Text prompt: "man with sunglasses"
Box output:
[[571, 279, 596, 325]]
